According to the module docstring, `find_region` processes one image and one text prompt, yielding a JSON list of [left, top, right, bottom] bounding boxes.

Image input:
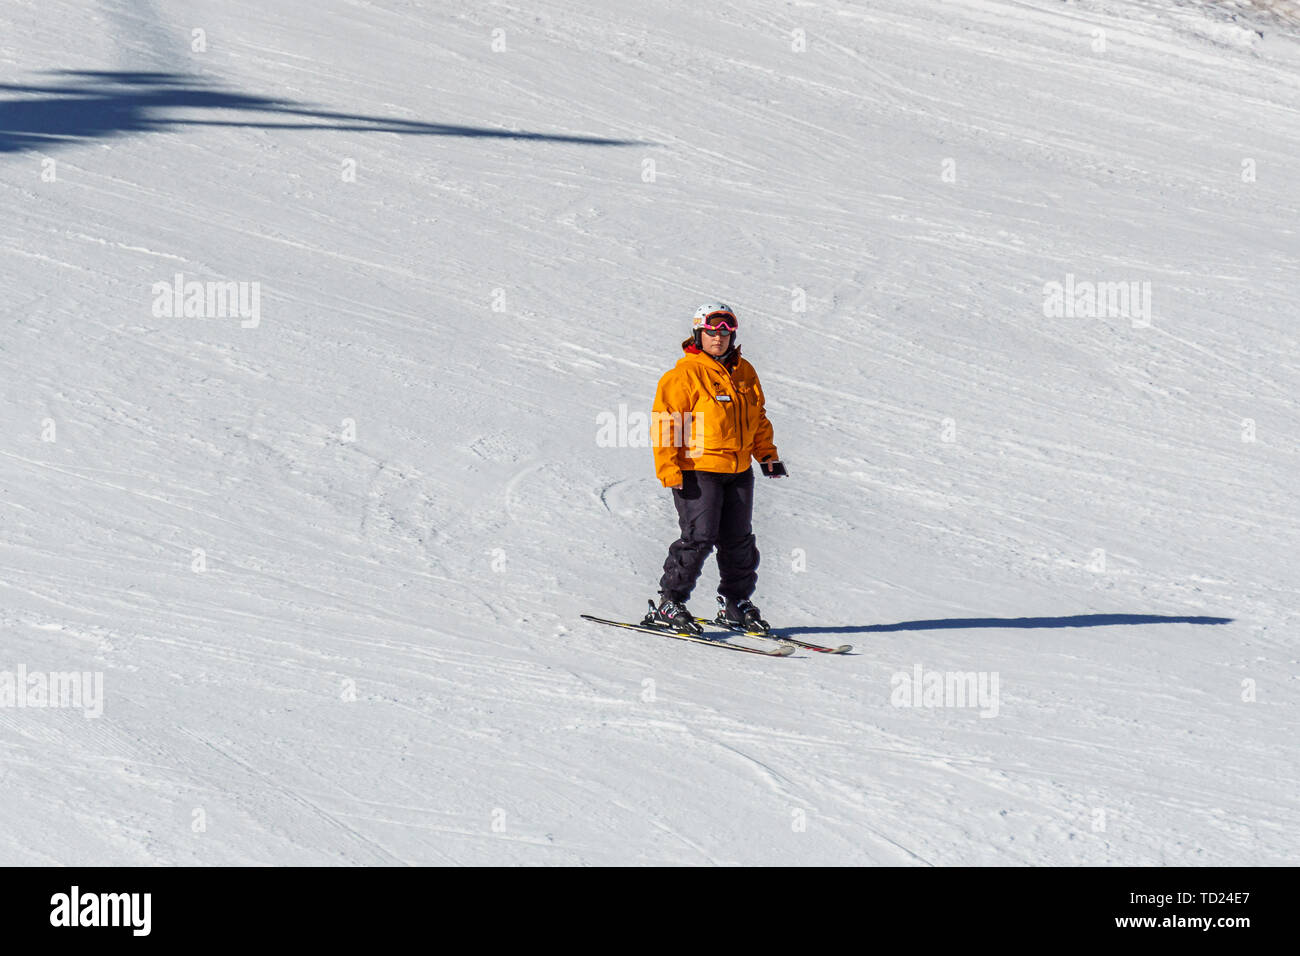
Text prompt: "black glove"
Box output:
[[760, 457, 787, 478]]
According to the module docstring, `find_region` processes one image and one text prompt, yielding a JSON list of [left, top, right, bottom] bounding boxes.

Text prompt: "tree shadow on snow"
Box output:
[[775, 613, 1234, 637], [0, 70, 644, 154]]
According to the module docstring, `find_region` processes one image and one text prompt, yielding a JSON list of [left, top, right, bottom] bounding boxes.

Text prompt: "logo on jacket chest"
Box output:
[[709, 376, 740, 403]]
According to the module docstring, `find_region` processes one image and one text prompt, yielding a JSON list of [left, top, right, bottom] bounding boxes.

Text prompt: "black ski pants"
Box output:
[[659, 468, 759, 604]]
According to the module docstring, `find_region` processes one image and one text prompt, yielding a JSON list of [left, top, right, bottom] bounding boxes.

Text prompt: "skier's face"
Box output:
[[700, 329, 731, 356]]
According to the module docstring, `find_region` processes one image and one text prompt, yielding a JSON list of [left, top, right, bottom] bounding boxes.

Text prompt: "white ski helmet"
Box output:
[[690, 302, 738, 347]]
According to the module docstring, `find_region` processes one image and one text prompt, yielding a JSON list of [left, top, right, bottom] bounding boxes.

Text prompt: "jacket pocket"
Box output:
[[694, 392, 738, 452], [735, 381, 758, 448]]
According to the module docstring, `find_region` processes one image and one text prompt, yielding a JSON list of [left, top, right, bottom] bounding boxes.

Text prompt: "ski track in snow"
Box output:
[[0, 0, 1297, 864]]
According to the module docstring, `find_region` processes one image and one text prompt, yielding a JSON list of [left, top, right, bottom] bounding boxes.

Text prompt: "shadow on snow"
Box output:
[[0, 70, 644, 154], [774, 614, 1235, 637]]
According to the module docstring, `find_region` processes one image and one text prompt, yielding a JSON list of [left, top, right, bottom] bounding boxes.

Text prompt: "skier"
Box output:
[[649, 302, 786, 634]]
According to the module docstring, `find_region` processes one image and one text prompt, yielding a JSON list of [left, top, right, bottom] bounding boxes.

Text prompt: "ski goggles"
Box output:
[[696, 312, 737, 332]]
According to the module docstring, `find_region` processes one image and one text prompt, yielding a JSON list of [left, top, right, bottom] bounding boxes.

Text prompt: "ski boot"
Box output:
[[716, 595, 770, 634], [644, 597, 703, 634]]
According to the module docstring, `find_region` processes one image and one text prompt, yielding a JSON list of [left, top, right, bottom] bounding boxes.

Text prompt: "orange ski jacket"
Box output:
[[651, 340, 779, 488]]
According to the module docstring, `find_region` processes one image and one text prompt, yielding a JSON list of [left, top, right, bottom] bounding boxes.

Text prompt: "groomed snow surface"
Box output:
[[1, 0, 1297, 865]]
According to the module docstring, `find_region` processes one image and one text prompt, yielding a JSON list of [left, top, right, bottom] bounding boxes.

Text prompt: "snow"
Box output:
[[1, 0, 1297, 865]]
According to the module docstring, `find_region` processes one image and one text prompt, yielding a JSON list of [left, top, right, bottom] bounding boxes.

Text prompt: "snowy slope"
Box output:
[[1, 0, 1297, 865]]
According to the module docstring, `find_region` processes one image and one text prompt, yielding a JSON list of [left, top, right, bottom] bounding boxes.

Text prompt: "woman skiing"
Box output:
[[648, 302, 785, 634]]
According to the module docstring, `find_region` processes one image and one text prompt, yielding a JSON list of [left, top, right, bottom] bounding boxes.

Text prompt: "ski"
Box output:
[[580, 614, 795, 657], [694, 618, 852, 654]]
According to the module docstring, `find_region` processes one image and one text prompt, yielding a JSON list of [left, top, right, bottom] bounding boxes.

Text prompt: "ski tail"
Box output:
[[695, 617, 852, 654], [580, 614, 794, 657]]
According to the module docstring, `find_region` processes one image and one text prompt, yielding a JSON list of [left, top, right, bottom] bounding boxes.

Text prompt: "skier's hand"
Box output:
[[760, 457, 788, 478], [670, 482, 683, 491]]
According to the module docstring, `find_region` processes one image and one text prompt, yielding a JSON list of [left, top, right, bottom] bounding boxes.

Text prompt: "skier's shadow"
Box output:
[[774, 613, 1234, 637], [0, 70, 644, 154]]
